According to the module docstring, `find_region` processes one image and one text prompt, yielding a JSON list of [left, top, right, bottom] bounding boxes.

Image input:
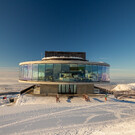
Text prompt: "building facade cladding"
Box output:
[[19, 61, 110, 83]]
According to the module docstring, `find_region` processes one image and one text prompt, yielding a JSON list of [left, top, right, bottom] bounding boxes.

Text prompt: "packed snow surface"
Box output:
[[113, 83, 135, 91], [1, 94, 135, 135]]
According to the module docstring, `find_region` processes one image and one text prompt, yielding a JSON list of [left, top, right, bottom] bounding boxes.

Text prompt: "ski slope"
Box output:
[[1, 95, 135, 135]]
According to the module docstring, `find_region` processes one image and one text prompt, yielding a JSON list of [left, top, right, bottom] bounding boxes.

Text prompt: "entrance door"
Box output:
[[58, 84, 77, 94]]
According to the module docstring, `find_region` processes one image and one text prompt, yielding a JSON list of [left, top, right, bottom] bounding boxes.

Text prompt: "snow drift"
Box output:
[[112, 83, 135, 91]]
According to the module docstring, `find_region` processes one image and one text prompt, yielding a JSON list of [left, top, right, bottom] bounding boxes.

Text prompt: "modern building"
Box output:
[[19, 51, 110, 95]]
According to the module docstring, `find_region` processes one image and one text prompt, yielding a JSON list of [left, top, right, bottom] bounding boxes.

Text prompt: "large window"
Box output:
[[106, 67, 110, 81], [23, 65, 28, 80], [92, 65, 98, 81], [69, 64, 78, 82], [60, 64, 70, 81], [38, 64, 45, 81], [101, 66, 106, 81], [45, 64, 53, 81], [76, 64, 85, 82], [19, 63, 110, 82], [32, 64, 38, 81], [19, 65, 24, 80], [60, 64, 85, 82], [53, 64, 61, 81], [28, 64, 32, 80], [85, 65, 92, 81], [98, 66, 102, 81]]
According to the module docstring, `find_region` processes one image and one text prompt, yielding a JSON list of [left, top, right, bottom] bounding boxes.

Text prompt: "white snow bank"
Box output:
[[16, 95, 57, 105], [112, 83, 135, 91], [91, 120, 135, 135], [16, 95, 90, 106]]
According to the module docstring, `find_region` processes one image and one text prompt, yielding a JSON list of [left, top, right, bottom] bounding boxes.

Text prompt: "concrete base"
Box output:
[[77, 84, 94, 94], [40, 84, 58, 95], [39, 84, 94, 95]]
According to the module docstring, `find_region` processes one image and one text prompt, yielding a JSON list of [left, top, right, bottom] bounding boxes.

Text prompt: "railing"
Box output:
[[114, 91, 135, 98]]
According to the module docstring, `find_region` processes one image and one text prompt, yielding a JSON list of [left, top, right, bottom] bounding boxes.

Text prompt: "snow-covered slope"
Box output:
[[1, 94, 135, 135], [112, 83, 135, 91]]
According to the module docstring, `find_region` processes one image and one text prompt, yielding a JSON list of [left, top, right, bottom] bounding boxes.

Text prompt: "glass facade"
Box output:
[[19, 63, 110, 82], [38, 64, 45, 81]]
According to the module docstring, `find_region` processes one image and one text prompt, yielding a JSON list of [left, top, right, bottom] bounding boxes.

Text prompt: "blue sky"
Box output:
[[0, 0, 135, 80]]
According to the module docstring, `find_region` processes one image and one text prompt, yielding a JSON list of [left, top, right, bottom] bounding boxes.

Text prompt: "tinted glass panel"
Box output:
[[53, 64, 61, 81], [92, 65, 98, 81], [85, 65, 92, 81], [62, 84, 65, 93], [69, 64, 78, 82], [27, 64, 32, 80], [23, 65, 28, 80], [32, 64, 38, 81], [19, 66, 23, 80], [101, 66, 106, 81], [98, 66, 102, 81], [70, 85, 74, 93], [19, 64, 110, 82], [45, 64, 53, 81], [38, 64, 45, 81], [61, 64, 70, 72], [78, 64, 85, 82], [66, 84, 69, 93], [60, 64, 70, 81], [106, 67, 110, 81]]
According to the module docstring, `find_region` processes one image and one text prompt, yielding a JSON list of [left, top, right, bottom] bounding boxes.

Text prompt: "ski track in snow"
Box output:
[[1, 95, 135, 135]]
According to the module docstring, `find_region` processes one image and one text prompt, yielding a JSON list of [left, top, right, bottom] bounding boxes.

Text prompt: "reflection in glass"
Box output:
[[106, 67, 110, 81], [38, 64, 45, 81], [92, 65, 98, 81], [32, 64, 38, 81], [60, 64, 70, 81], [28, 64, 32, 80], [19, 63, 110, 82], [69, 64, 78, 82], [60, 64, 85, 82], [98, 66, 102, 81], [101, 66, 106, 81], [23, 65, 28, 80], [85, 65, 92, 81], [53, 64, 61, 81], [19, 65, 24, 80], [45, 64, 53, 81]]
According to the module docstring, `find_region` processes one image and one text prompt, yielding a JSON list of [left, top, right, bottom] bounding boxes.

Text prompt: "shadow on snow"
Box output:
[[110, 98, 135, 104]]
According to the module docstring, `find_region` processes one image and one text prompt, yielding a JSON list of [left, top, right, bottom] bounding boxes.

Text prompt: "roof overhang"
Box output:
[[19, 60, 110, 66]]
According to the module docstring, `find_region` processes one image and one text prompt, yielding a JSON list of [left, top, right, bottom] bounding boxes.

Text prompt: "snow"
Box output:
[[0, 83, 33, 93], [1, 93, 135, 135], [42, 56, 84, 60], [1, 82, 135, 135], [112, 83, 135, 91]]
